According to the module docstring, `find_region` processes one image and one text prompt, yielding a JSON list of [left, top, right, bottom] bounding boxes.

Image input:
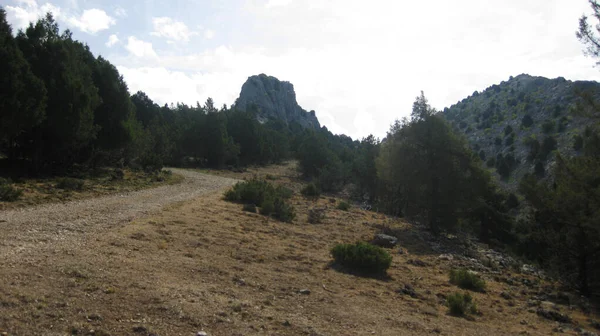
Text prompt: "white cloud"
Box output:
[[68, 8, 115, 34], [105, 34, 119, 47], [5, 1, 62, 30], [114, 6, 127, 18], [125, 36, 158, 58], [204, 29, 215, 39], [151, 17, 197, 42]]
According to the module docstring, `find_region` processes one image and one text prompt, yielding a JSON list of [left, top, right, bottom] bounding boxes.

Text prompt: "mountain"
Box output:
[[442, 74, 600, 190], [233, 74, 320, 129]]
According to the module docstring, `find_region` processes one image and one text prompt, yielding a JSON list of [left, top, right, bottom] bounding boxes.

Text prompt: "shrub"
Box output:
[[331, 242, 392, 274], [242, 203, 256, 213], [521, 114, 534, 128], [110, 168, 125, 181], [337, 201, 350, 211], [494, 137, 502, 146], [539, 136, 557, 160], [0, 178, 22, 202], [308, 208, 325, 224], [534, 161, 545, 177], [574, 135, 584, 151], [506, 193, 520, 209], [505, 135, 514, 146], [542, 119, 555, 134], [447, 292, 478, 316], [449, 269, 486, 292], [272, 197, 295, 222], [486, 158, 496, 168], [56, 177, 85, 191], [301, 183, 320, 199], [224, 178, 295, 222], [504, 125, 513, 136]]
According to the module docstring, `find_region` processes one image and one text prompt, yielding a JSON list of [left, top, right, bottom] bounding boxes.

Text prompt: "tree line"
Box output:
[[0, 11, 302, 175]]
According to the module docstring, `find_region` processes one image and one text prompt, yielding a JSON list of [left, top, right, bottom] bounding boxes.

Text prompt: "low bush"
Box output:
[[331, 242, 392, 275], [336, 201, 350, 211], [225, 178, 295, 222], [447, 292, 478, 316], [301, 183, 320, 199], [56, 177, 85, 191], [308, 208, 325, 224], [0, 178, 22, 202], [449, 269, 486, 292]]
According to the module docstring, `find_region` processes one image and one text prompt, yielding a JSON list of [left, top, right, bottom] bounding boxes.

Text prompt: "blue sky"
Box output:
[[3, 0, 600, 139]]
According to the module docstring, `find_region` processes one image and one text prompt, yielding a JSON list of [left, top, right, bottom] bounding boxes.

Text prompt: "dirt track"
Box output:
[[0, 168, 237, 264]]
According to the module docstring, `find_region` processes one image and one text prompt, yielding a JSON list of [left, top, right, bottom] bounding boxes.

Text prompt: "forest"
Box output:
[[1, 5, 600, 300]]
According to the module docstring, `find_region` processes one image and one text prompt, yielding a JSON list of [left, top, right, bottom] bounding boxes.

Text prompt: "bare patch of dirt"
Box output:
[[0, 163, 597, 335]]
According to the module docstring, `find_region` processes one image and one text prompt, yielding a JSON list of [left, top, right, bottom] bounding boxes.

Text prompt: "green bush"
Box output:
[[301, 183, 320, 199], [337, 201, 350, 211], [542, 119, 555, 134], [522, 114, 534, 128], [574, 135, 584, 151], [224, 178, 295, 222], [449, 269, 486, 292], [331, 242, 392, 274], [447, 292, 478, 316], [0, 178, 22, 202], [56, 177, 85, 191]]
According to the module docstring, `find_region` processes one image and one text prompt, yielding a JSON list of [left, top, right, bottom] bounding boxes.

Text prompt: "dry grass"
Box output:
[[0, 169, 183, 211], [0, 162, 597, 335]]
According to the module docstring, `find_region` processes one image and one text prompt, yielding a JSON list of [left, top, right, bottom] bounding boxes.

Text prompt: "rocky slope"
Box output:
[[234, 74, 320, 129], [442, 74, 600, 190]]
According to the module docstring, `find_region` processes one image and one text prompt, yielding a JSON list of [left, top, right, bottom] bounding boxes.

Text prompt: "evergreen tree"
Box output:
[[16, 14, 100, 170], [0, 8, 47, 160]]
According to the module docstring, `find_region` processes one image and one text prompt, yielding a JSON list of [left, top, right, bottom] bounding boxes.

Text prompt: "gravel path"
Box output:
[[0, 168, 238, 263]]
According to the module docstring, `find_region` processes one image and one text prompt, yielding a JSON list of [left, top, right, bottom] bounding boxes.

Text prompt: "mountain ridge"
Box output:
[[442, 73, 600, 190]]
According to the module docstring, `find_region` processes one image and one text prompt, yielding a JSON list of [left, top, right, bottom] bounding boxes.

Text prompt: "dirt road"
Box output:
[[0, 168, 237, 264]]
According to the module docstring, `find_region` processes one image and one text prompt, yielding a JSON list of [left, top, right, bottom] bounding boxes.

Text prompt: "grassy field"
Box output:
[[0, 168, 183, 211]]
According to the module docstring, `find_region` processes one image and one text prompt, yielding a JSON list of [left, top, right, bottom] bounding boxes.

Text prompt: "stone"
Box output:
[[396, 284, 418, 298], [500, 291, 512, 300], [407, 259, 427, 267], [371, 233, 398, 248], [298, 289, 311, 295], [197, 332, 209, 336], [234, 74, 320, 129], [536, 308, 571, 323], [438, 254, 454, 261]]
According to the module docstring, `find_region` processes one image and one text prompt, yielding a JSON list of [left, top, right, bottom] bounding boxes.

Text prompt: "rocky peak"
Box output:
[[234, 74, 320, 129]]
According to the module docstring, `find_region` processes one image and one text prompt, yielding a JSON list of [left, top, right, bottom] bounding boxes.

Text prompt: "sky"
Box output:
[[3, 0, 600, 139]]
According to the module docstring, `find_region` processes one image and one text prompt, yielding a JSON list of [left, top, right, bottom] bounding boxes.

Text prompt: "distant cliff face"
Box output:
[[234, 74, 320, 129], [442, 74, 600, 190]]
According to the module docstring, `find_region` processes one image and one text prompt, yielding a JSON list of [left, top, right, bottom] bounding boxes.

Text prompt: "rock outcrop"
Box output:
[[234, 74, 320, 129]]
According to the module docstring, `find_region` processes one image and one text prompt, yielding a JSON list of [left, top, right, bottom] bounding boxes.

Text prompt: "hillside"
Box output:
[[2, 162, 599, 336], [442, 74, 600, 190]]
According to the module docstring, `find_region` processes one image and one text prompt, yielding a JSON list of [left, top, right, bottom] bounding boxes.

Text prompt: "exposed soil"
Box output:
[[0, 163, 598, 336]]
